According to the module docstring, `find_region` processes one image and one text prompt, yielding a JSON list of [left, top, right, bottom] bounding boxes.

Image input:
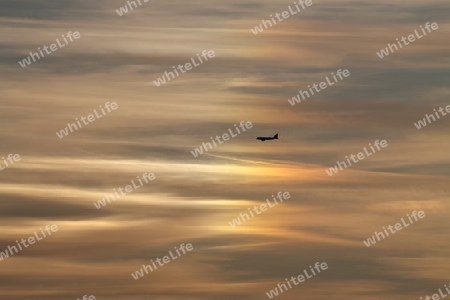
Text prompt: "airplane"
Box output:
[[256, 133, 278, 141]]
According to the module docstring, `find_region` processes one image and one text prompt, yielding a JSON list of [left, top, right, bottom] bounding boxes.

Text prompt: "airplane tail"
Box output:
[[274, 133, 278, 139]]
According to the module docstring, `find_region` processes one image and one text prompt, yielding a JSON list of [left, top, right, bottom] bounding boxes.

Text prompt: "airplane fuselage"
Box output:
[[256, 137, 275, 141], [256, 133, 278, 141]]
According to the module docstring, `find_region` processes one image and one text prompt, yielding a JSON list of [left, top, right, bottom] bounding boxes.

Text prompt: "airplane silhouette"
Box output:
[[256, 133, 278, 141]]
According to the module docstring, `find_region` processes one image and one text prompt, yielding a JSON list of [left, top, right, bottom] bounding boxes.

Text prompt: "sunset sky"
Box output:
[[1, 0, 450, 299]]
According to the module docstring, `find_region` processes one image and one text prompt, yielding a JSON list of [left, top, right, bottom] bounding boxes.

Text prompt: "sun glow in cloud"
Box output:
[[1, 0, 449, 299]]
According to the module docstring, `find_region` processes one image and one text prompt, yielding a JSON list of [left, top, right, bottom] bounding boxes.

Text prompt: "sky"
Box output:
[[0, 0, 450, 299]]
